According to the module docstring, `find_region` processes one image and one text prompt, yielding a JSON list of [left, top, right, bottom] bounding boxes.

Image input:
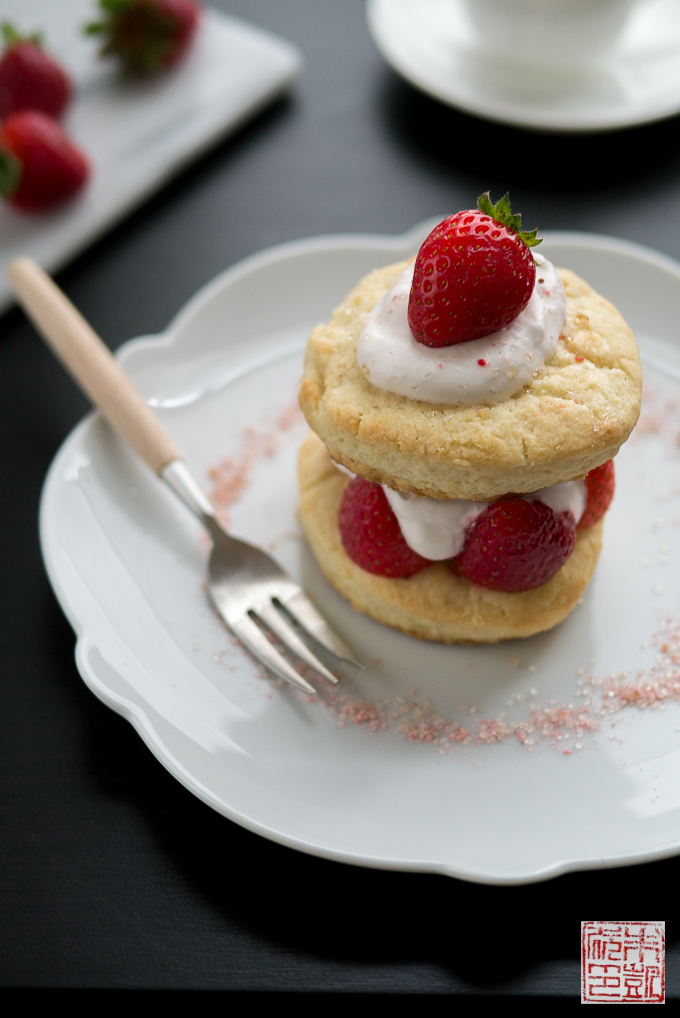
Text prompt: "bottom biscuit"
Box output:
[[297, 432, 603, 643]]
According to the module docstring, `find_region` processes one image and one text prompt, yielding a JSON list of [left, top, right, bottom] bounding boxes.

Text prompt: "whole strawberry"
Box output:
[[0, 22, 72, 119], [408, 193, 541, 347], [455, 497, 576, 592], [85, 0, 201, 74], [0, 111, 90, 212], [578, 459, 615, 531], [339, 477, 432, 578]]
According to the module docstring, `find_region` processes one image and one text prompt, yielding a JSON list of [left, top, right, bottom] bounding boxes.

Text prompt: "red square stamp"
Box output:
[[582, 922, 665, 1004]]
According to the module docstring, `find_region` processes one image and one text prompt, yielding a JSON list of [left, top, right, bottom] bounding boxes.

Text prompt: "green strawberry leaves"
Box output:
[[0, 148, 22, 199], [1, 21, 43, 49], [478, 191, 542, 249], [84, 0, 191, 74]]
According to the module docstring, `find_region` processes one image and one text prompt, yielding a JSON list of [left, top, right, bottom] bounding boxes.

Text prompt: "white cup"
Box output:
[[462, 0, 638, 70]]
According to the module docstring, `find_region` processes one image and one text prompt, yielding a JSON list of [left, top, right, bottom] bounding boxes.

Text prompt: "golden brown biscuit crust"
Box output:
[[298, 433, 603, 644], [299, 261, 641, 501]]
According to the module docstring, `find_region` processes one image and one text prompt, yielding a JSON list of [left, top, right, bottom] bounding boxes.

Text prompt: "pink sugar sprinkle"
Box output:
[[593, 616, 680, 712], [276, 400, 304, 431], [476, 718, 515, 744], [305, 680, 600, 755], [208, 457, 250, 526], [634, 385, 680, 442], [328, 697, 387, 732], [636, 412, 666, 437], [398, 710, 468, 746], [245, 611, 680, 755], [208, 425, 281, 526]]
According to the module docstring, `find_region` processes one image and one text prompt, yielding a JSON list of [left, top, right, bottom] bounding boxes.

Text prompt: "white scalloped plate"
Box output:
[[39, 225, 680, 884]]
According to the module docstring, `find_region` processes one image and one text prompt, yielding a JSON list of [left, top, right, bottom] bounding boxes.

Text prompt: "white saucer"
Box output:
[[367, 0, 680, 132]]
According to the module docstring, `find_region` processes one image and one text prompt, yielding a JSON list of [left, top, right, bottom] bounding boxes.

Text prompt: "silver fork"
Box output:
[[9, 257, 361, 695]]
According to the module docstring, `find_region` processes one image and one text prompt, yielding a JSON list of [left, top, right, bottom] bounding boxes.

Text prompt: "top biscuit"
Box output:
[[299, 259, 642, 501]]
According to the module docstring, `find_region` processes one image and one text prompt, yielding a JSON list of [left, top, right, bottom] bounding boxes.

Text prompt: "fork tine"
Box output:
[[278, 590, 363, 670], [227, 612, 317, 695], [254, 602, 339, 685]]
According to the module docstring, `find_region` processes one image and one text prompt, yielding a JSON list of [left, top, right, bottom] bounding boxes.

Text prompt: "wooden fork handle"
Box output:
[[8, 257, 180, 475]]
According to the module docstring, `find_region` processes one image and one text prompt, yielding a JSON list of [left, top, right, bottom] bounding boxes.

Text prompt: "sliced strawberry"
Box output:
[[85, 0, 201, 74], [407, 193, 541, 347], [0, 22, 72, 119], [0, 111, 90, 211], [338, 477, 432, 578], [578, 459, 615, 531], [454, 497, 576, 592]]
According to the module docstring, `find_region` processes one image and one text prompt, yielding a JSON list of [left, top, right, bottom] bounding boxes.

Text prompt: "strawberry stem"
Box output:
[[478, 191, 541, 249], [84, 0, 183, 74], [1, 21, 43, 49], [99, 0, 136, 13], [0, 148, 22, 199], [84, 0, 135, 39]]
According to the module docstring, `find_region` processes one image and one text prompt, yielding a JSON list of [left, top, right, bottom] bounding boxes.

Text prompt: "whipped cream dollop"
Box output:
[[356, 253, 566, 406], [383, 480, 586, 560]]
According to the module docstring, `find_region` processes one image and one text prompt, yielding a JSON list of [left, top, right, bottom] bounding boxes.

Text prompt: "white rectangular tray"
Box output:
[[0, 0, 301, 313]]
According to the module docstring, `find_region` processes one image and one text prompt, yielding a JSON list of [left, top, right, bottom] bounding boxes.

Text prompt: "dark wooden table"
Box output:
[[1, 0, 677, 996]]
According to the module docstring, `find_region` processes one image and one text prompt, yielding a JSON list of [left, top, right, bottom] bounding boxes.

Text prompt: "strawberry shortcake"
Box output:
[[297, 194, 641, 642]]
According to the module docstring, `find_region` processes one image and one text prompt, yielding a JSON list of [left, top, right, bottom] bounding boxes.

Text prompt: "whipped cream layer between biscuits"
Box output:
[[299, 260, 642, 501], [298, 433, 603, 644]]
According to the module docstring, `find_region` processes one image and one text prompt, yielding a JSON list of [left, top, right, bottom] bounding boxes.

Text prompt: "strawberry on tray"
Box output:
[[0, 110, 90, 212], [0, 21, 73, 119], [85, 0, 202, 74]]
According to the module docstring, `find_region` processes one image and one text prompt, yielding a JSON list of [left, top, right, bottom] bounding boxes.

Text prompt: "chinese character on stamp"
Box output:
[[582, 922, 665, 1004]]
